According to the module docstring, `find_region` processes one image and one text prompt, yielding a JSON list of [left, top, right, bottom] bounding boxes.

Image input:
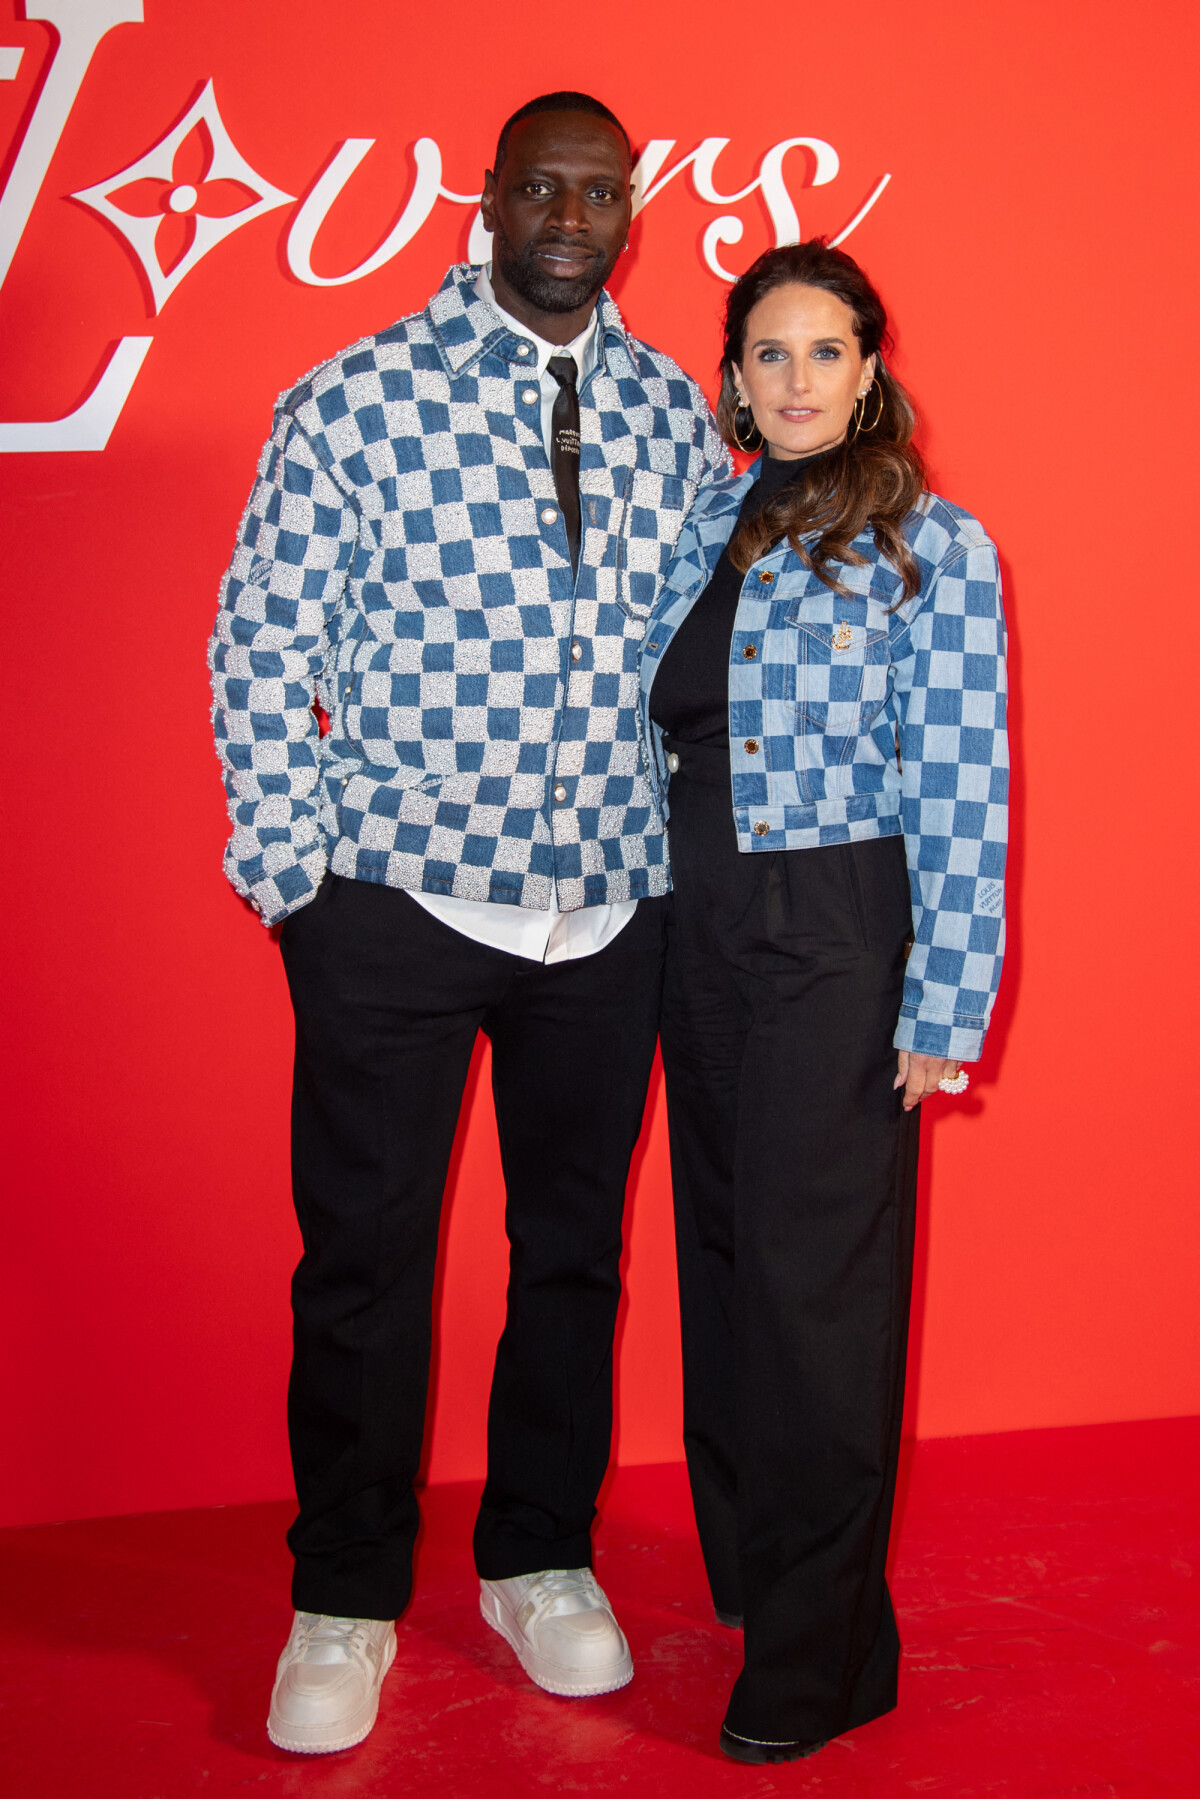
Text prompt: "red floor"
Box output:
[[2, 1419, 1198, 1797]]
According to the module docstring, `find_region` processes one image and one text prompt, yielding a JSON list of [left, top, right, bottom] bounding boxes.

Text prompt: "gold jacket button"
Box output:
[[742, 643, 757, 660], [758, 570, 775, 584], [744, 738, 760, 754], [832, 621, 854, 651], [753, 821, 770, 837]]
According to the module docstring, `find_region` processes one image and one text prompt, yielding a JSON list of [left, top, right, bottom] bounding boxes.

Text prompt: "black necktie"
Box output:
[[547, 355, 581, 574]]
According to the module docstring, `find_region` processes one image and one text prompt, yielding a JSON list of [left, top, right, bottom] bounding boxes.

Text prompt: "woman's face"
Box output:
[[732, 282, 877, 460]]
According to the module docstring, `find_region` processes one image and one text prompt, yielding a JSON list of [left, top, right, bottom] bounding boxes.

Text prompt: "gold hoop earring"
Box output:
[[730, 397, 762, 453], [863, 378, 884, 432], [849, 379, 884, 442]]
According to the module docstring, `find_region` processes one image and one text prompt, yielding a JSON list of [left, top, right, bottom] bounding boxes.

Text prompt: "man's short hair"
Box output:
[[493, 92, 631, 175]]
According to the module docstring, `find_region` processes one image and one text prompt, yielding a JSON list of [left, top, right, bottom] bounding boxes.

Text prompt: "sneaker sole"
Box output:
[[480, 1592, 634, 1698], [267, 1628, 397, 1754]]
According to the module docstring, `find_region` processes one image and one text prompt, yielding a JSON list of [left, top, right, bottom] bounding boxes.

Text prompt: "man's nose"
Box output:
[[544, 189, 591, 233]]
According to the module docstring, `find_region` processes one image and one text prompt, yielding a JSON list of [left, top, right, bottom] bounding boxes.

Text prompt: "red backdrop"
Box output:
[[3, 0, 1198, 1530]]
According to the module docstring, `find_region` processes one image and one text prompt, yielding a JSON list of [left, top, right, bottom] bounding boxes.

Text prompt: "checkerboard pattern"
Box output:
[[641, 470, 1008, 1060], [210, 264, 728, 924]]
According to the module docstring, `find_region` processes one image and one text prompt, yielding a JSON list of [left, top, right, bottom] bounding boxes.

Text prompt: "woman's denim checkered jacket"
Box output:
[[639, 463, 1008, 1061], [209, 265, 728, 928]]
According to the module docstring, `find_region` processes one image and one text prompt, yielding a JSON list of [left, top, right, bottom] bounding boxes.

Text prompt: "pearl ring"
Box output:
[[938, 1069, 970, 1096]]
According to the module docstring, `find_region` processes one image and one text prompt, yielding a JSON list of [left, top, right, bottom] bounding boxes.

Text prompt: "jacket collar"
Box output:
[[689, 458, 890, 557], [425, 263, 640, 378], [692, 459, 757, 522]]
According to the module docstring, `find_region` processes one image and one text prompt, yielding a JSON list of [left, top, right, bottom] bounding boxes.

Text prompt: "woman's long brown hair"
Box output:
[[718, 241, 925, 602]]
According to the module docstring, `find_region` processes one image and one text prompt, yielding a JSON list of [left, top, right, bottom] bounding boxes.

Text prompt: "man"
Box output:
[[210, 91, 727, 1753]]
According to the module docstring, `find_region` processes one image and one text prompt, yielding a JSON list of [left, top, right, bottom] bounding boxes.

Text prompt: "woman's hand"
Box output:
[[894, 1051, 966, 1112]]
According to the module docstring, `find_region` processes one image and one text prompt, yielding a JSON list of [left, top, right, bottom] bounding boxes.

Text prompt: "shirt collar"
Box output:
[[425, 264, 638, 379], [473, 263, 599, 382]]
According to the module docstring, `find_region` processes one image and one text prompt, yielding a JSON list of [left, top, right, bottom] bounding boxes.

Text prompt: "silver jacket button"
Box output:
[[666, 752, 681, 773]]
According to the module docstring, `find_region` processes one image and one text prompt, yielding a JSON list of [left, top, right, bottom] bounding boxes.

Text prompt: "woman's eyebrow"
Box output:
[[749, 335, 848, 350]]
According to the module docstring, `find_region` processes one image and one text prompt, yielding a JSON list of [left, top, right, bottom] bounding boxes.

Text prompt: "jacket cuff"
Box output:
[[227, 846, 327, 927], [894, 1009, 984, 1062]]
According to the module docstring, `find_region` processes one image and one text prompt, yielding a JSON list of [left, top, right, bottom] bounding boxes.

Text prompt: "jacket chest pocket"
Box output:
[[793, 618, 891, 740], [582, 468, 697, 620]]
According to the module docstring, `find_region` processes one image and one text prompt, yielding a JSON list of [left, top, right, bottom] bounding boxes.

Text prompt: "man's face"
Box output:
[[481, 112, 633, 317]]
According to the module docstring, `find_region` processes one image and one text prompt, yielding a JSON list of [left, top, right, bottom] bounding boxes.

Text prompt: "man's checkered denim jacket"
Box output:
[[639, 464, 1008, 1061], [209, 264, 728, 928]]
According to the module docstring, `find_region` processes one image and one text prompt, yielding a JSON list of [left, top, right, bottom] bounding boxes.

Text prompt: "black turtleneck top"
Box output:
[[650, 449, 835, 747]]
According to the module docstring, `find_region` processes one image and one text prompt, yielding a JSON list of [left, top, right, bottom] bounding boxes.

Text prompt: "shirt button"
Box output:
[[742, 643, 758, 660], [540, 507, 558, 525], [523, 388, 539, 404], [744, 738, 760, 755], [570, 641, 582, 661], [753, 821, 770, 837], [758, 571, 775, 584], [553, 782, 568, 803], [666, 752, 680, 773]]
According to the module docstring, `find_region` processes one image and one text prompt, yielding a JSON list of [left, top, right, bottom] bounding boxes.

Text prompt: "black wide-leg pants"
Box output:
[[658, 738, 919, 1746], [278, 874, 665, 1620]]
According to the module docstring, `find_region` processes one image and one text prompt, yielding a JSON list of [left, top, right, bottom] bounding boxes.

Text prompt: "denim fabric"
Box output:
[[209, 264, 729, 924], [640, 464, 1008, 1060]]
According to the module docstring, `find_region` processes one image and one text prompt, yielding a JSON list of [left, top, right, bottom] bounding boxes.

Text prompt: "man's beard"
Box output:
[[492, 228, 617, 314]]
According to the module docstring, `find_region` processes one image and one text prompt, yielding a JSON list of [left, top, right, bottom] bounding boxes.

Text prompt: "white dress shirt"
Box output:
[[406, 266, 639, 964]]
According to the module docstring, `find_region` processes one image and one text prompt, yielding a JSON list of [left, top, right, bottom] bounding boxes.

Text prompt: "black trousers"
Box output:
[[658, 738, 919, 1746], [278, 875, 665, 1620]]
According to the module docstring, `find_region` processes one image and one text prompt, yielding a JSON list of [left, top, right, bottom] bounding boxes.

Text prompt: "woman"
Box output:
[[639, 241, 1007, 1763]]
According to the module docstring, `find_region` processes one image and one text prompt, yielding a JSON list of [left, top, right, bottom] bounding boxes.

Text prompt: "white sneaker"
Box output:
[[480, 1568, 633, 1697], [267, 1612, 397, 1753]]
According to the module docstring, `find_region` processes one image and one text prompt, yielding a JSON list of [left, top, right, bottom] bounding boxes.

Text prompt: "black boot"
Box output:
[[719, 1725, 827, 1765]]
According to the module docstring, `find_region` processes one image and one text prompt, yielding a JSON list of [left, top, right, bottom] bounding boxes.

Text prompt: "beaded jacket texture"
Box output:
[[209, 264, 728, 925]]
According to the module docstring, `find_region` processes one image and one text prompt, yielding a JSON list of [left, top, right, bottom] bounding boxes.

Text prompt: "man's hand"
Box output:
[[894, 1051, 966, 1112]]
